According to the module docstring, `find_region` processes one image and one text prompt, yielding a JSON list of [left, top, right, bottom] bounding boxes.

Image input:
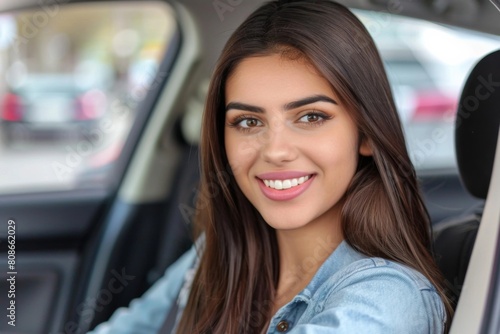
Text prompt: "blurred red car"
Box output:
[[0, 74, 107, 145]]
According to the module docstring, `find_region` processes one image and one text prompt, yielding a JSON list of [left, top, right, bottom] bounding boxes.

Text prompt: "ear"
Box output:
[[359, 137, 373, 157]]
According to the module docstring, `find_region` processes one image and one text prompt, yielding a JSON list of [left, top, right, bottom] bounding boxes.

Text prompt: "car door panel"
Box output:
[[0, 252, 77, 334], [0, 0, 188, 332], [0, 190, 109, 333], [0, 190, 108, 240]]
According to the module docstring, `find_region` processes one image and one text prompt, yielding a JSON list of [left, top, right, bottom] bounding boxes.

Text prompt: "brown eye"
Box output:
[[238, 118, 263, 128], [299, 112, 327, 123], [245, 119, 259, 127], [306, 114, 320, 122]]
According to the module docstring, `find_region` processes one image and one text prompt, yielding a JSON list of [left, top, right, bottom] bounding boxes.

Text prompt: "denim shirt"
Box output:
[[88, 241, 446, 334]]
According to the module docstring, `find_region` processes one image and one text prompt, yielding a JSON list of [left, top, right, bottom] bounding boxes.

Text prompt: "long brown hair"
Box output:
[[177, 1, 453, 332]]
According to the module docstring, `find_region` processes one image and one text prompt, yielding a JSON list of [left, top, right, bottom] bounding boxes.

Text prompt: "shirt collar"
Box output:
[[301, 240, 367, 298]]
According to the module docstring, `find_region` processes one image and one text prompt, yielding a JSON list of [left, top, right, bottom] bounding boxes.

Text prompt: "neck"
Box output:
[[273, 213, 343, 309]]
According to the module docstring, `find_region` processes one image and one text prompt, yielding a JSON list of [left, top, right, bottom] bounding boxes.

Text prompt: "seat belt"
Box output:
[[159, 234, 205, 333], [450, 129, 500, 333]]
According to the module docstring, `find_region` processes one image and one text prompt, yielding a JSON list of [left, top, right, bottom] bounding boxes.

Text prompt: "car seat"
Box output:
[[147, 80, 208, 283], [433, 49, 500, 305]]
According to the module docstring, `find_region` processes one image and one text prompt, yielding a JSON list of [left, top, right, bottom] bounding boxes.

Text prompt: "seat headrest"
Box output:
[[456, 50, 500, 199]]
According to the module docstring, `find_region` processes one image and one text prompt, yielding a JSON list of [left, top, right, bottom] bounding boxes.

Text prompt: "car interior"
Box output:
[[433, 49, 500, 303], [0, 0, 498, 334]]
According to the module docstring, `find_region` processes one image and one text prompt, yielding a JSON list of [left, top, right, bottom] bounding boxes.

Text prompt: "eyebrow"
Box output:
[[225, 94, 337, 113]]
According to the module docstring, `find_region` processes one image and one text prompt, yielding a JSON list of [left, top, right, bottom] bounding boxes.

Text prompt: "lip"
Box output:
[[257, 173, 315, 201]]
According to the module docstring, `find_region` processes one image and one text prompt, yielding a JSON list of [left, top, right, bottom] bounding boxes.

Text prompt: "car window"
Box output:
[[354, 10, 500, 171], [0, 2, 177, 194]]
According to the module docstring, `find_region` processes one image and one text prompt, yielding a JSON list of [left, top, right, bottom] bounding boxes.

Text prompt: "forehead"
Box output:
[[225, 54, 336, 104]]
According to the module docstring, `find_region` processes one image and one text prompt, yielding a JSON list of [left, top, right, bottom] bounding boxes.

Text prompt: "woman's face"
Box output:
[[224, 54, 371, 231]]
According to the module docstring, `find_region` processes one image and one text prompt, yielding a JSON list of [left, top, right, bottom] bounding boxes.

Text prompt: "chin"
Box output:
[[260, 213, 311, 231]]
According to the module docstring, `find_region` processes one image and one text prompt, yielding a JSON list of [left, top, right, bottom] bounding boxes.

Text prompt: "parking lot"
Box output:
[[0, 109, 132, 194]]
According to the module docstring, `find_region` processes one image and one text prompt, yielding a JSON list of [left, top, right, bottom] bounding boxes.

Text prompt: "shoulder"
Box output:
[[327, 256, 439, 294], [313, 256, 446, 333]]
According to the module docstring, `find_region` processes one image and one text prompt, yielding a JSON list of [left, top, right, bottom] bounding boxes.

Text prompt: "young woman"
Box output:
[[90, 1, 452, 333]]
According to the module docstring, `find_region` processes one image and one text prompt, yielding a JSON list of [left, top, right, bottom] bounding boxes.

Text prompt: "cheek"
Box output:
[[224, 131, 259, 178], [313, 133, 359, 178]]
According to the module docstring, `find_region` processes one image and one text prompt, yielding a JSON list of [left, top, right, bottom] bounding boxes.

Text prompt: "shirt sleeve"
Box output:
[[289, 263, 446, 334], [87, 245, 197, 334]]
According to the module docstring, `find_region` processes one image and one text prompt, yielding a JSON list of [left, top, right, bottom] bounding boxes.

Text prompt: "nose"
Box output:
[[260, 126, 298, 165]]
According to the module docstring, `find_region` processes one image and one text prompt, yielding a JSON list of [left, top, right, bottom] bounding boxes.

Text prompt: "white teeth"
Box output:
[[262, 175, 312, 190]]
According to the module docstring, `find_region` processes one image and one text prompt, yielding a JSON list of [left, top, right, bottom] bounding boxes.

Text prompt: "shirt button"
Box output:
[[276, 320, 289, 332]]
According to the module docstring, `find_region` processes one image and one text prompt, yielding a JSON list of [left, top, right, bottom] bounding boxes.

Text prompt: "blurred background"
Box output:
[[0, 4, 498, 194], [0, 2, 176, 193], [356, 11, 500, 171]]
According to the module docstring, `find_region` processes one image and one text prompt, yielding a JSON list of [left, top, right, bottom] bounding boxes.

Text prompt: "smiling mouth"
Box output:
[[261, 175, 312, 190]]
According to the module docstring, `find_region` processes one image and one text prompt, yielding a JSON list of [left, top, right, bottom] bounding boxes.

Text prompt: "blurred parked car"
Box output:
[[383, 50, 459, 169], [0, 74, 107, 145]]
